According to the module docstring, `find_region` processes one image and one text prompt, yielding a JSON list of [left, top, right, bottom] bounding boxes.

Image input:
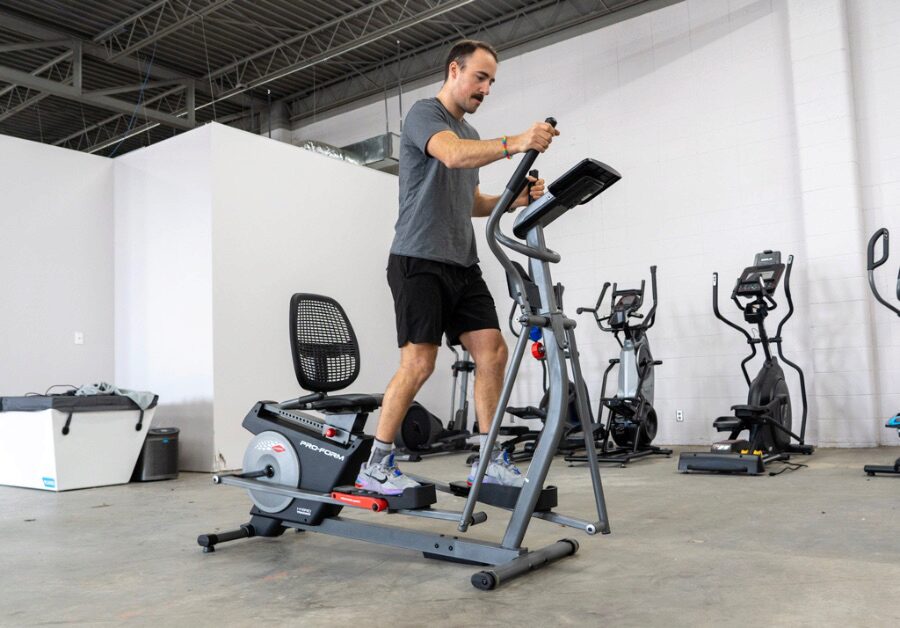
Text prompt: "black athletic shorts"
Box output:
[[387, 254, 500, 347]]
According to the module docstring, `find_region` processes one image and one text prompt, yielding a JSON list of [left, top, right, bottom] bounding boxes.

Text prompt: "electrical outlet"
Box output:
[[676, 410, 684, 422], [74, 332, 84, 345]]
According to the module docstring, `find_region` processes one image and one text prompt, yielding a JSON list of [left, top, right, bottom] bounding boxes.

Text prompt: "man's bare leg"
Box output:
[[459, 328, 523, 485], [375, 342, 439, 444], [459, 328, 508, 439], [355, 342, 439, 495]]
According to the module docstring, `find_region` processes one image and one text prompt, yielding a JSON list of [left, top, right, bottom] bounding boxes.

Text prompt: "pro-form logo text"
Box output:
[[299, 440, 345, 461]]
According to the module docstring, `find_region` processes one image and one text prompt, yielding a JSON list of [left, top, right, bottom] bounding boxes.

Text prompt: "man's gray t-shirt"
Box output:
[[391, 97, 480, 267]]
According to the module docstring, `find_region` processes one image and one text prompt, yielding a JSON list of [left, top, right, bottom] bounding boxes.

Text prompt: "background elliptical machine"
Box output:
[[678, 250, 814, 475], [394, 341, 477, 462], [862, 228, 900, 476], [565, 266, 672, 467]]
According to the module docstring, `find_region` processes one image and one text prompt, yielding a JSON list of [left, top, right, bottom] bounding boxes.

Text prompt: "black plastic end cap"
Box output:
[[471, 571, 497, 591]]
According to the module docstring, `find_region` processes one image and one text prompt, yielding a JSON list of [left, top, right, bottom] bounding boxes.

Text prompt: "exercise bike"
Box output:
[[678, 250, 814, 475], [862, 228, 900, 476], [394, 341, 477, 462], [565, 266, 673, 467], [197, 122, 620, 590]]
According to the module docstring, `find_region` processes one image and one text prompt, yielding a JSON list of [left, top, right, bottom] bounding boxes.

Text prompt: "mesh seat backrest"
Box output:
[[289, 294, 361, 393]]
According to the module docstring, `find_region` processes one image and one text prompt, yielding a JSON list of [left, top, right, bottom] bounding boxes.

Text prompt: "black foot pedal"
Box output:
[[449, 481, 558, 511], [335, 483, 437, 510]]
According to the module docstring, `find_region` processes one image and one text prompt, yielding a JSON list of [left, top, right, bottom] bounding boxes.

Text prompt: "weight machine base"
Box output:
[[565, 445, 672, 467]]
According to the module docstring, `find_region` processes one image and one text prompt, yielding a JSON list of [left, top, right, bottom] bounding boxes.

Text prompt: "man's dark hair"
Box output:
[[443, 40, 498, 82]]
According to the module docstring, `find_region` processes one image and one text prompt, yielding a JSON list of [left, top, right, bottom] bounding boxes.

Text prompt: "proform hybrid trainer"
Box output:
[[678, 250, 814, 475], [863, 228, 900, 477], [197, 121, 621, 590]]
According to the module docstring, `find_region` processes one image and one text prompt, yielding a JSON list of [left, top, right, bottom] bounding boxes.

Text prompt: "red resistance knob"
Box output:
[[325, 427, 337, 438], [531, 341, 545, 360]]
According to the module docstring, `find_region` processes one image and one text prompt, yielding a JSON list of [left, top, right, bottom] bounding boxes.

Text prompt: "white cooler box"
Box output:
[[0, 394, 157, 491]]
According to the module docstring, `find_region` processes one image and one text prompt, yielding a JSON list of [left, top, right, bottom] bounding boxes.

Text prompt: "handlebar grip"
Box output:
[[504, 118, 557, 195], [868, 228, 889, 271]]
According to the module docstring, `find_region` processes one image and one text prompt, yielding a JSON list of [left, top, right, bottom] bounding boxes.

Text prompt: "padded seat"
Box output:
[[307, 393, 383, 412], [731, 404, 769, 420], [713, 416, 742, 432], [602, 396, 639, 418], [506, 406, 546, 420]]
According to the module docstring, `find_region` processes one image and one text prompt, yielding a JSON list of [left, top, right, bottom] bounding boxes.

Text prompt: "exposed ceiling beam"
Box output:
[[0, 62, 194, 130], [0, 47, 73, 123], [286, 0, 663, 125], [44, 0, 479, 151], [205, 0, 477, 101], [94, 0, 236, 61], [0, 7, 262, 108]]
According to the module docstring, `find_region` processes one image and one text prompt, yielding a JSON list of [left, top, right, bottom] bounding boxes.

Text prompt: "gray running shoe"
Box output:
[[468, 449, 525, 488], [355, 453, 420, 496]]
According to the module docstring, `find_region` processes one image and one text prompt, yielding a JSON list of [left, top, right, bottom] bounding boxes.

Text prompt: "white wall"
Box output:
[[114, 127, 215, 471], [0, 135, 114, 395], [294, 0, 900, 447], [209, 124, 404, 469]]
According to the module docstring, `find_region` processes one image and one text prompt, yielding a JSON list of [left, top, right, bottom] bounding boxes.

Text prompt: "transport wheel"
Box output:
[[242, 431, 300, 513]]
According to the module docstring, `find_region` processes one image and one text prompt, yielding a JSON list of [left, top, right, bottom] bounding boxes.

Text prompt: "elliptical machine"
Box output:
[[197, 122, 620, 590], [394, 341, 476, 462], [862, 228, 900, 476], [678, 250, 814, 475], [565, 266, 672, 466]]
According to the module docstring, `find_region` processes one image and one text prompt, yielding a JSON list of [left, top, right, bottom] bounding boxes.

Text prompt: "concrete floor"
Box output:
[[1, 447, 898, 627]]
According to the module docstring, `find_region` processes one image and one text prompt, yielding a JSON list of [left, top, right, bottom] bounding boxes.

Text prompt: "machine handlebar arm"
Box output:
[[643, 266, 659, 329], [774, 254, 796, 339], [486, 118, 560, 309], [868, 227, 889, 271], [713, 272, 754, 344], [773, 255, 809, 442], [866, 228, 900, 316], [577, 282, 613, 331]]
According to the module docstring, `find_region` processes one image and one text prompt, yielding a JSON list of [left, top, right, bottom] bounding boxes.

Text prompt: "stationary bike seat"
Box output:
[[506, 406, 546, 420], [730, 404, 769, 420], [713, 416, 742, 432], [306, 393, 383, 412]]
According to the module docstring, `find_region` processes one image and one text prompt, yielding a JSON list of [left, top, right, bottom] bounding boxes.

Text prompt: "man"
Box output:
[[355, 40, 559, 495]]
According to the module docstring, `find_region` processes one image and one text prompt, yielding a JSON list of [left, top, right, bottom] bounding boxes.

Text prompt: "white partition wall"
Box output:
[[209, 124, 401, 470], [115, 124, 407, 471], [114, 128, 215, 471], [0, 135, 115, 396], [295, 0, 900, 448]]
